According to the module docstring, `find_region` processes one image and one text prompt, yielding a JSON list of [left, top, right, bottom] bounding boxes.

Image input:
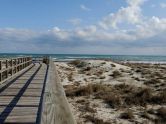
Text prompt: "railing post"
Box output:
[[0, 61, 2, 82], [21, 58, 23, 70], [19, 58, 21, 71], [25, 57, 27, 67], [20, 58, 21, 70], [11, 59, 13, 75], [29, 57, 31, 66], [15, 59, 17, 73], [29, 57, 31, 65], [6, 60, 8, 78], [23, 58, 26, 68], [17, 58, 19, 72], [26, 57, 29, 66], [0, 57, 32, 83]]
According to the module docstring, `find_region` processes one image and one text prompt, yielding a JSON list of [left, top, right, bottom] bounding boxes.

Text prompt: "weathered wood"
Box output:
[[0, 63, 48, 123], [0, 61, 2, 70], [0, 56, 75, 124], [0, 61, 2, 82], [11, 59, 13, 76], [41, 59, 76, 124], [6, 60, 8, 79], [14, 59, 17, 73], [0, 57, 32, 84]]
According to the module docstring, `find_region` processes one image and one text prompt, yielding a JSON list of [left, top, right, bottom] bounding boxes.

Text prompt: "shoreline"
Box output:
[[1, 54, 166, 63], [53, 59, 166, 64]]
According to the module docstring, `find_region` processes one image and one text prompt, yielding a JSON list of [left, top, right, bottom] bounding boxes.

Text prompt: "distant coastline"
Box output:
[[0, 53, 166, 63]]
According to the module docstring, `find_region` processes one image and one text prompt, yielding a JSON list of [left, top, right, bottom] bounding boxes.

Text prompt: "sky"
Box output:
[[0, 0, 166, 55]]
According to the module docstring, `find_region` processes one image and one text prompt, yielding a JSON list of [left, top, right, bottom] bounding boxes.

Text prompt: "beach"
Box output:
[[55, 59, 166, 124]]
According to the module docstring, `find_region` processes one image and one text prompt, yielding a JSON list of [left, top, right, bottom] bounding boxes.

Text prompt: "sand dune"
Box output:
[[55, 60, 166, 124]]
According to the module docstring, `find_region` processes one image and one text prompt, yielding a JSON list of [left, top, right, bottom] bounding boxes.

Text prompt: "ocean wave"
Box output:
[[123, 61, 166, 64], [66, 56, 96, 59]]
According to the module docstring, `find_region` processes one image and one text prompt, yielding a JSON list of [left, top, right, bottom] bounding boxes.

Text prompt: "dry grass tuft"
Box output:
[[141, 110, 155, 122], [157, 107, 166, 120], [79, 102, 97, 113], [76, 99, 86, 103], [69, 60, 81, 65], [69, 60, 87, 68], [66, 85, 92, 97], [134, 77, 140, 81], [135, 69, 142, 73], [66, 82, 166, 111], [114, 83, 133, 94], [102, 93, 122, 108], [154, 107, 166, 123], [84, 115, 111, 124], [65, 84, 109, 97], [120, 110, 134, 119], [111, 64, 116, 67], [101, 62, 106, 65], [124, 88, 153, 106], [99, 76, 106, 79], [110, 70, 121, 78], [144, 78, 161, 85], [151, 90, 166, 104], [68, 72, 73, 81], [95, 70, 104, 77], [83, 66, 91, 71]]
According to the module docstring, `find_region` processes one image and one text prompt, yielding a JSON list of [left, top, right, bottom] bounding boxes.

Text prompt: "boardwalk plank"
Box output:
[[0, 63, 47, 124]]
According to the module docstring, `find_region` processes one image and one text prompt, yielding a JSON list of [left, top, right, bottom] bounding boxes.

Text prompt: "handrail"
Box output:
[[0, 56, 32, 83], [0, 60, 32, 73], [40, 58, 76, 124]]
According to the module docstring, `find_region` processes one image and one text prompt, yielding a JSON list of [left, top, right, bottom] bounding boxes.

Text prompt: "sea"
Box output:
[[0, 53, 166, 63]]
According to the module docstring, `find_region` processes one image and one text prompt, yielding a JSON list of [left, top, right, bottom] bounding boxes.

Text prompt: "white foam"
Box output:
[[123, 61, 166, 64]]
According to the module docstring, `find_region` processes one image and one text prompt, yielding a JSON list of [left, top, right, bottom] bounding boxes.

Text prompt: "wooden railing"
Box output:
[[40, 58, 76, 124], [0, 57, 32, 83]]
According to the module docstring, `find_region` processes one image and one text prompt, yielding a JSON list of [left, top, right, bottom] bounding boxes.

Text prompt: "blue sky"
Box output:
[[0, 0, 166, 55], [0, 0, 126, 30]]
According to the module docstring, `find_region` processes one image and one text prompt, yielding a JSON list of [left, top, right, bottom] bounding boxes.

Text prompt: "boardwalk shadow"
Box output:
[[0, 64, 41, 124]]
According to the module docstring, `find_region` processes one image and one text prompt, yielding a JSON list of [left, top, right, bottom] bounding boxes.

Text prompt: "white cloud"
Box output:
[[68, 18, 82, 26], [50, 27, 72, 40], [160, 3, 166, 8], [99, 0, 146, 29], [80, 4, 91, 11], [0, 0, 166, 54], [134, 17, 166, 39]]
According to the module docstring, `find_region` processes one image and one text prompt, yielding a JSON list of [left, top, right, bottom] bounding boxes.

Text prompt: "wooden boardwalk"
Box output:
[[0, 62, 48, 124], [0, 57, 76, 124]]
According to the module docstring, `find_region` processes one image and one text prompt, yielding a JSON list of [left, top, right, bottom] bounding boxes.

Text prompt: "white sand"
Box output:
[[55, 60, 165, 124], [55, 60, 145, 87]]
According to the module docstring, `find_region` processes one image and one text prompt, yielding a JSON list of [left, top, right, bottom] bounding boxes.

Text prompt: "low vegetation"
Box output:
[[68, 72, 73, 81], [84, 115, 111, 124], [110, 70, 121, 78], [144, 78, 161, 85], [111, 63, 116, 67], [120, 110, 134, 119], [62, 61, 166, 123], [157, 107, 166, 121], [69, 60, 87, 68], [102, 93, 122, 108], [66, 83, 166, 108]]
